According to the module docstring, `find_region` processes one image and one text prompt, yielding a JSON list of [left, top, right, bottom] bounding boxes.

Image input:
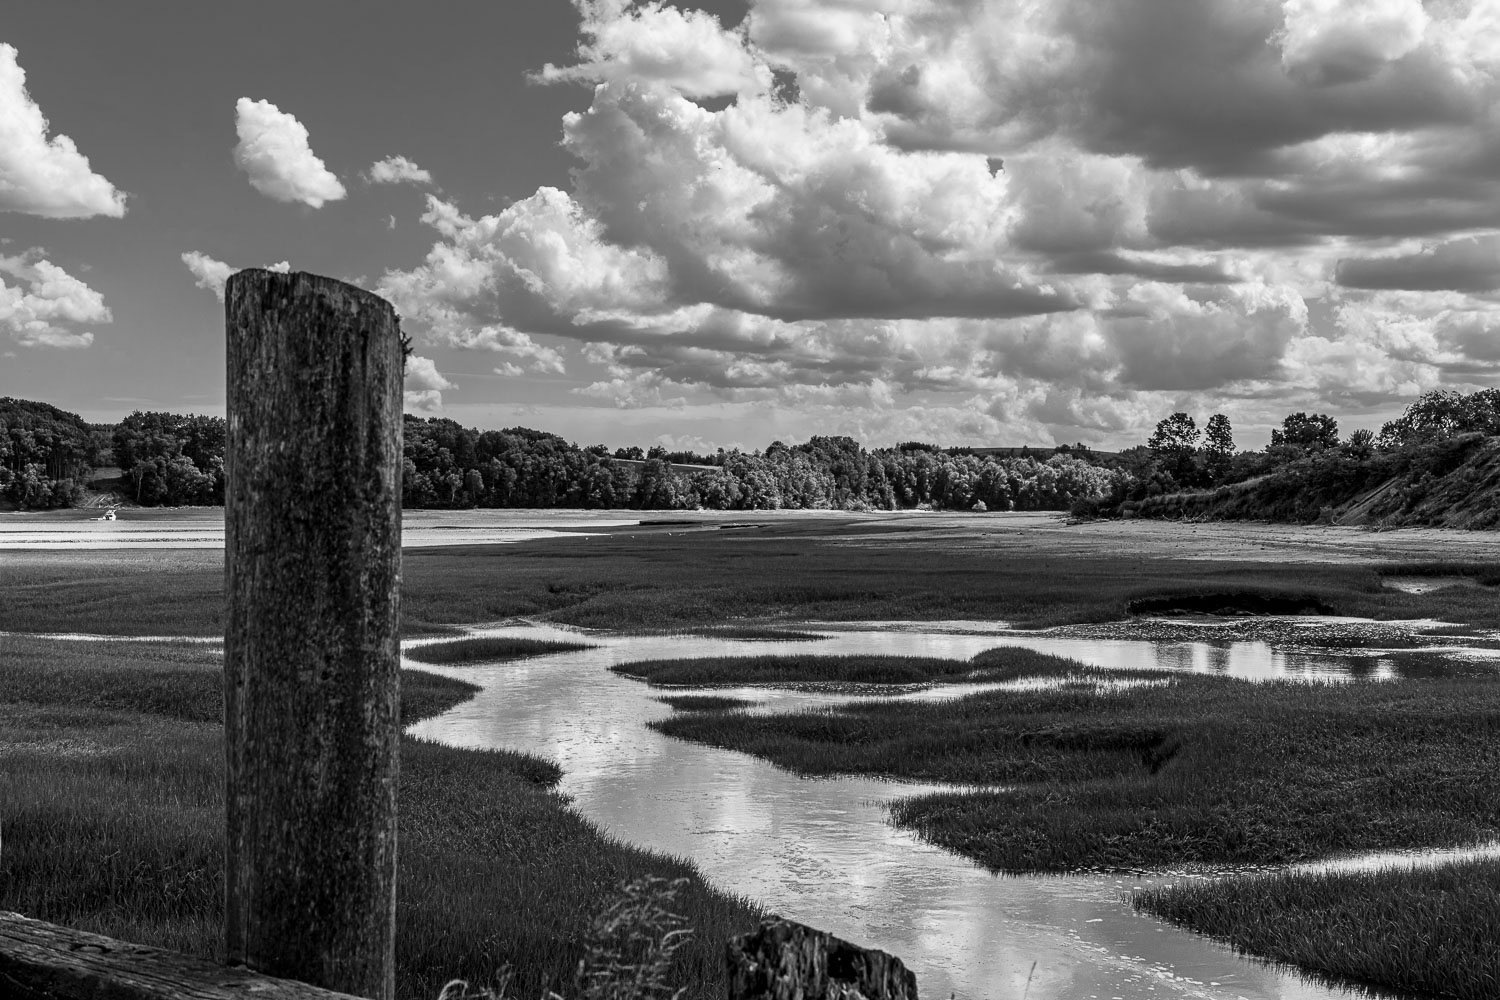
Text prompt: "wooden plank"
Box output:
[[0, 912, 365, 1000], [224, 270, 404, 1000], [726, 918, 919, 999]]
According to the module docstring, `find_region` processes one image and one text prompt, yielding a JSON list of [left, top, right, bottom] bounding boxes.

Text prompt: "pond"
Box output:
[[405, 622, 1498, 1000]]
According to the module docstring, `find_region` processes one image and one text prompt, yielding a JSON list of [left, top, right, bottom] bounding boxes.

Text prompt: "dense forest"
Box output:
[[3, 390, 1497, 522], [0, 398, 104, 509]]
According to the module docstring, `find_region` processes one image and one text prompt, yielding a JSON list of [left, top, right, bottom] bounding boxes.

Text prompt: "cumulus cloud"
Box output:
[[181, 251, 291, 301], [233, 98, 346, 208], [1107, 281, 1309, 391], [0, 44, 126, 218], [0, 252, 111, 348], [403, 354, 456, 410], [384, 0, 1500, 446], [535, 0, 767, 97], [367, 155, 433, 186]]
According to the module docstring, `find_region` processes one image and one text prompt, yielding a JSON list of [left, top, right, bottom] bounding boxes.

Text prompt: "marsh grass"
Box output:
[[14, 524, 1494, 636], [1373, 560, 1500, 586], [0, 635, 758, 999], [1133, 860, 1500, 1000], [676, 627, 830, 641], [615, 647, 1096, 687], [967, 647, 1168, 682], [614, 654, 978, 687], [649, 661, 1500, 874], [655, 695, 757, 712], [405, 636, 594, 666]]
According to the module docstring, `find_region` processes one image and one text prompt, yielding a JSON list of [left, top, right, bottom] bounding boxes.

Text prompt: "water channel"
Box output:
[[405, 621, 1500, 1000]]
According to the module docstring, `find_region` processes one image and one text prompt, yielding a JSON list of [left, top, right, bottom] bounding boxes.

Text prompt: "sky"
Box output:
[[2, 0, 1498, 453]]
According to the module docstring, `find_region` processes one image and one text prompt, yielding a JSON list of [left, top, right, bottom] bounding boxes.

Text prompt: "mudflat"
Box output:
[[5, 507, 1500, 564]]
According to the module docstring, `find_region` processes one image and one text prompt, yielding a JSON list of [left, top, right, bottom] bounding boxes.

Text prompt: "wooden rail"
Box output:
[[0, 911, 365, 1000], [1, 913, 918, 1000]]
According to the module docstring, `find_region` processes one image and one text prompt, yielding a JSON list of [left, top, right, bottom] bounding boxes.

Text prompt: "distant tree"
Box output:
[[1270, 412, 1339, 455], [1202, 413, 1234, 484], [112, 410, 225, 505], [1147, 412, 1200, 486], [1377, 389, 1500, 449], [1343, 427, 1376, 461]]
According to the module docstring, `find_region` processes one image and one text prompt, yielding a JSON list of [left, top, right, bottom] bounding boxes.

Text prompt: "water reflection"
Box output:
[[405, 623, 1492, 1000]]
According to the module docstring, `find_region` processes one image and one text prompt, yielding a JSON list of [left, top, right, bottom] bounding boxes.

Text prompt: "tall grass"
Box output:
[[1134, 860, 1500, 1000], [0, 635, 759, 999], [613, 653, 995, 687], [656, 695, 757, 712], [675, 627, 830, 641], [406, 636, 594, 666], [616, 647, 1114, 687]]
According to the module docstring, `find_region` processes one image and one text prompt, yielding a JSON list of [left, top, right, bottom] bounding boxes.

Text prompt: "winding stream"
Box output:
[[405, 622, 1500, 1000]]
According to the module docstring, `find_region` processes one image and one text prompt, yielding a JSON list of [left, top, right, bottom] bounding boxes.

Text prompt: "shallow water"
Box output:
[[1381, 575, 1489, 595], [407, 622, 1497, 1000]]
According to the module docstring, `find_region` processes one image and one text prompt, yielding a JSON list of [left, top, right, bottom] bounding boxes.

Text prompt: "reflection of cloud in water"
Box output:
[[406, 623, 1455, 1000]]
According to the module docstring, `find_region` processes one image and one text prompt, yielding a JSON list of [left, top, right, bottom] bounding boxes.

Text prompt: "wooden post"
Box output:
[[224, 270, 404, 999], [726, 918, 919, 1000]]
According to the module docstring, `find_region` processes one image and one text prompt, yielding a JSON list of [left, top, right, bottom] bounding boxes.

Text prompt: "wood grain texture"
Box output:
[[726, 918, 919, 1000], [0, 912, 366, 1000], [224, 270, 403, 1000]]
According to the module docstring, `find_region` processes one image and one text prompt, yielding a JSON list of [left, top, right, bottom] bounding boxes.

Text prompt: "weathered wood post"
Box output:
[[225, 270, 404, 999]]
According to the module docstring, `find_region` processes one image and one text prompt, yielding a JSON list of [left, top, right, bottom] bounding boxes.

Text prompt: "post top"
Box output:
[[225, 269, 396, 315]]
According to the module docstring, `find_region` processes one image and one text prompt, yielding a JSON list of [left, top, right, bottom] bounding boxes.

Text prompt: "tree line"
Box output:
[[3, 389, 1497, 514]]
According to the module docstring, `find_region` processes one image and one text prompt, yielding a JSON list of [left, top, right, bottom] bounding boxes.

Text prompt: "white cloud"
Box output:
[[367, 155, 433, 186], [181, 251, 293, 302], [0, 44, 126, 218], [181, 251, 234, 301], [1277, 0, 1429, 86], [403, 354, 456, 411], [377, 190, 665, 369], [536, 0, 768, 97], [233, 98, 346, 208], [0, 252, 110, 348]]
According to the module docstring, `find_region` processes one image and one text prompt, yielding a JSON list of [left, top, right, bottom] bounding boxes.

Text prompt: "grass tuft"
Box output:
[[656, 695, 756, 712], [678, 627, 830, 642], [614, 647, 1093, 688], [406, 636, 594, 666]]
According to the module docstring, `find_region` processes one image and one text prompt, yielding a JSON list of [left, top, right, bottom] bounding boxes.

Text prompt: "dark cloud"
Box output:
[[1046, 250, 1238, 284], [1336, 235, 1500, 292]]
